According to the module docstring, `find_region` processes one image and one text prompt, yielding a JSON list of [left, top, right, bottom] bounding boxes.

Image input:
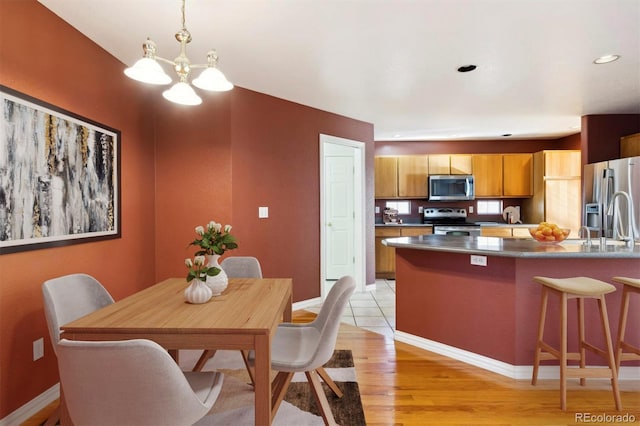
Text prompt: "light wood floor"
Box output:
[[23, 310, 640, 426]]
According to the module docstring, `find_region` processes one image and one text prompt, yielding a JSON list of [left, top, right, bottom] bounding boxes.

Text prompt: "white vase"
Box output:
[[184, 279, 212, 304], [205, 254, 228, 296]]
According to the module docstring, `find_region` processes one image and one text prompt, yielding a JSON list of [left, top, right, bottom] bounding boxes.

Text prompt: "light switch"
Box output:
[[258, 207, 269, 218]]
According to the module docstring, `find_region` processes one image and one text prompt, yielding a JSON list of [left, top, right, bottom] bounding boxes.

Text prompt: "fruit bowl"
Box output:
[[529, 224, 570, 244]]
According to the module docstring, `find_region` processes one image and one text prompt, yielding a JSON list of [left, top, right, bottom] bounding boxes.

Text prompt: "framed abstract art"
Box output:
[[0, 85, 121, 254]]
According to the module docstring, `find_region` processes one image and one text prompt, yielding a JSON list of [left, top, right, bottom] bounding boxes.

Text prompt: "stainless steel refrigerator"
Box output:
[[583, 156, 640, 243]]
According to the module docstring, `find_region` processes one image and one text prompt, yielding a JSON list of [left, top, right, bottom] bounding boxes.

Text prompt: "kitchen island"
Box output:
[[383, 235, 640, 379]]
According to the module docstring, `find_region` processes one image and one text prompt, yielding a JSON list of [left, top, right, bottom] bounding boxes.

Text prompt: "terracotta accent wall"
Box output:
[[153, 94, 233, 281], [229, 88, 375, 301], [581, 114, 640, 164], [0, 0, 156, 418]]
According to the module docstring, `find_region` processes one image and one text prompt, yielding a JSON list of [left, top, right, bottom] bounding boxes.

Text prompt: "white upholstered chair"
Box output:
[[41, 273, 115, 426], [269, 275, 356, 425], [192, 256, 263, 376], [57, 338, 223, 426], [220, 256, 263, 278]]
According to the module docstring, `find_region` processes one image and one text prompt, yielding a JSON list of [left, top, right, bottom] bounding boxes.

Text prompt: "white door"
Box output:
[[325, 154, 355, 279]]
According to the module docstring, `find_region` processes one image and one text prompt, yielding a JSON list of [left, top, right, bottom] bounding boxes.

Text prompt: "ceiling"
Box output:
[[38, 0, 640, 141]]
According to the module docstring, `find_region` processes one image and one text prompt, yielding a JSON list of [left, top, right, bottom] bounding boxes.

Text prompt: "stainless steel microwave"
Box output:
[[428, 175, 475, 201]]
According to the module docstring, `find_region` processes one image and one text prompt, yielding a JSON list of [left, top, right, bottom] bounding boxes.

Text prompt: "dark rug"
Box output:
[[188, 348, 366, 425], [284, 349, 366, 425]]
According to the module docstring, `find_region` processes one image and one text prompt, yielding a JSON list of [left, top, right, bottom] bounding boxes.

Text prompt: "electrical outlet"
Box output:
[[258, 206, 269, 218], [418, 206, 423, 213], [33, 338, 44, 361], [470, 255, 487, 266], [375, 206, 380, 214], [469, 206, 474, 213]]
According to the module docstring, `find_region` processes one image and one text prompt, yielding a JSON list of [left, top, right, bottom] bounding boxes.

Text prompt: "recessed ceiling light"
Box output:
[[457, 64, 477, 73], [393, 134, 401, 138], [593, 54, 620, 64]]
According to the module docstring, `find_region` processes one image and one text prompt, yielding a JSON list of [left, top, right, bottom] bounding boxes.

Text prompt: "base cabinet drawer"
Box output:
[[375, 227, 432, 278]]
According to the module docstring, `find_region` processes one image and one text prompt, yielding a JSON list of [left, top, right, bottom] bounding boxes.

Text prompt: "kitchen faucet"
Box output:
[[578, 226, 592, 247], [606, 191, 635, 248]]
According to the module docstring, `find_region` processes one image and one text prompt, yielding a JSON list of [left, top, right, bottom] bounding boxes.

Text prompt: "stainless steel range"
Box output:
[[423, 208, 481, 236]]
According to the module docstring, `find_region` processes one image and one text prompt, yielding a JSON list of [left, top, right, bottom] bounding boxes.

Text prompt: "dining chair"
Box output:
[[192, 256, 263, 378], [41, 273, 115, 426], [269, 275, 356, 425], [57, 338, 224, 426], [220, 256, 263, 278]]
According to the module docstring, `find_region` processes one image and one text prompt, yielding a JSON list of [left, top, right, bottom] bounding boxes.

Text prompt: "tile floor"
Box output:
[[307, 279, 396, 339]]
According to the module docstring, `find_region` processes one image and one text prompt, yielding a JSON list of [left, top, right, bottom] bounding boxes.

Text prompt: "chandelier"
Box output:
[[124, 0, 233, 106]]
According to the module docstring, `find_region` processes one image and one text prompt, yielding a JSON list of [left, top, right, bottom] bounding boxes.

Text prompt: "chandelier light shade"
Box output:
[[124, 0, 233, 106]]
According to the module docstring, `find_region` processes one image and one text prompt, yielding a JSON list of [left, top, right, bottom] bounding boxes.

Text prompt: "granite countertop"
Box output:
[[382, 234, 640, 258]]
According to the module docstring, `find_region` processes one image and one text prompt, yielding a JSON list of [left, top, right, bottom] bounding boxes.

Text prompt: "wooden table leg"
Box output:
[[254, 333, 272, 425], [283, 292, 292, 322]]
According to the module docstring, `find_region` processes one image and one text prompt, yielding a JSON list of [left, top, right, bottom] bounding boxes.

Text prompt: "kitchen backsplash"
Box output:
[[374, 199, 524, 224]]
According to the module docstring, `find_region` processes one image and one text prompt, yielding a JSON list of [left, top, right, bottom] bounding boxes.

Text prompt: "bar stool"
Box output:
[[531, 276, 621, 411], [612, 277, 640, 373]]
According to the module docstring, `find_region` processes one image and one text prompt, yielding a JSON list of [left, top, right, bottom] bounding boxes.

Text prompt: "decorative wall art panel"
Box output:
[[0, 86, 121, 254]]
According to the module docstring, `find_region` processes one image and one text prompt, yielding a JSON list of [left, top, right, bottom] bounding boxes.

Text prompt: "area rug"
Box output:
[[179, 349, 366, 426]]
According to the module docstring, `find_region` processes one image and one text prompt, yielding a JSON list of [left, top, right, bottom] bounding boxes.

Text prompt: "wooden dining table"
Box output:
[[60, 277, 293, 425]]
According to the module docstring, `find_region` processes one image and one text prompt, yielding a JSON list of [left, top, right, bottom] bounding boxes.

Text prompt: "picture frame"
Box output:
[[0, 85, 121, 254]]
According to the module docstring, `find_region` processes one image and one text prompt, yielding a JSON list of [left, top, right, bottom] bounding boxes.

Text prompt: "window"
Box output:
[[385, 201, 411, 215], [476, 200, 502, 215]]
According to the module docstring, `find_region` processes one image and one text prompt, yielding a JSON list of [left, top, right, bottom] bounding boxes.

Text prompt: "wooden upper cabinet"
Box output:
[[450, 155, 473, 174], [503, 154, 533, 197], [621, 133, 640, 158], [374, 157, 398, 198], [544, 150, 581, 177], [428, 155, 450, 174], [428, 154, 472, 175], [472, 154, 503, 197], [398, 155, 429, 198]]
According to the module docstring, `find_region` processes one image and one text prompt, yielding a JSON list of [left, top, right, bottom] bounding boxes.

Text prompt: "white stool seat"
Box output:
[[613, 276, 640, 289], [533, 276, 616, 296]]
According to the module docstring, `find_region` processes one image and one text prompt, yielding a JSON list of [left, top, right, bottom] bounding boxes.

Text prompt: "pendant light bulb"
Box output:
[[162, 82, 202, 105]]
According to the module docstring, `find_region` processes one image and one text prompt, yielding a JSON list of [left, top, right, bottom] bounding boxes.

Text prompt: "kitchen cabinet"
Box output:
[[375, 155, 428, 198], [428, 155, 450, 174], [398, 155, 429, 197], [503, 154, 533, 197], [473, 154, 533, 198], [480, 227, 513, 237], [375, 226, 432, 278], [621, 133, 640, 158], [450, 155, 473, 174], [543, 150, 581, 177], [375, 227, 399, 278], [522, 150, 581, 236], [374, 157, 398, 198], [472, 154, 503, 197], [480, 226, 534, 237], [428, 154, 472, 175]]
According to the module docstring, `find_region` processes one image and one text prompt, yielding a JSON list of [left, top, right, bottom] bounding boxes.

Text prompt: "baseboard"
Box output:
[[0, 383, 59, 426], [394, 330, 640, 381]]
